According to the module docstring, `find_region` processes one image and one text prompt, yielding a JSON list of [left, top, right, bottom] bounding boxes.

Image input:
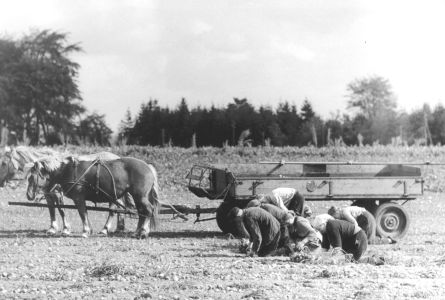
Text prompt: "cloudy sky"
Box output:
[[1, 0, 445, 131]]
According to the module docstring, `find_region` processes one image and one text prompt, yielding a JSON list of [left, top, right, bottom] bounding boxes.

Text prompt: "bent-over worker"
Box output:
[[227, 206, 292, 257], [257, 187, 306, 216], [328, 206, 376, 242], [325, 219, 368, 261]]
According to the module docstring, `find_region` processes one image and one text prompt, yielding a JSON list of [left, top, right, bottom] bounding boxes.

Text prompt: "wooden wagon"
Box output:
[[187, 161, 427, 240]]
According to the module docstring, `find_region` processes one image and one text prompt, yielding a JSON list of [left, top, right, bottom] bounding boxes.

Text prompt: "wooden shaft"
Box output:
[[7, 201, 217, 215]]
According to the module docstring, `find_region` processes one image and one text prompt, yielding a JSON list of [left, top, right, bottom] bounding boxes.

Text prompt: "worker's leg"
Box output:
[[325, 220, 342, 249]]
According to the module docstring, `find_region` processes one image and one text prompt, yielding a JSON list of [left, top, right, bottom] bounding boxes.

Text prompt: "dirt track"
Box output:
[[0, 186, 445, 300]]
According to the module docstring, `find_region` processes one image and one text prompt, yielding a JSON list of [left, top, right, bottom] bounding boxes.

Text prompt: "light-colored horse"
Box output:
[[0, 146, 127, 235], [0, 146, 72, 235]]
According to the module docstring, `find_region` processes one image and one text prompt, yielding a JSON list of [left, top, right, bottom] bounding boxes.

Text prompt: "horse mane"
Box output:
[[8, 146, 62, 171], [77, 151, 120, 161], [37, 155, 67, 172], [36, 151, 120, 172]]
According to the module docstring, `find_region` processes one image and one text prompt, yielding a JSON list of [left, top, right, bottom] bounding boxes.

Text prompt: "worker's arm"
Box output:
[[341, 208, 362, 234], [244, 218, 262, 256]]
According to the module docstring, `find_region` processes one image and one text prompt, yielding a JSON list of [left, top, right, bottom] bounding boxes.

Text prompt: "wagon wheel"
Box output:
[[215, 200, 250, 234], [216, 201, 239, 234], [374, 202, 410, 239]]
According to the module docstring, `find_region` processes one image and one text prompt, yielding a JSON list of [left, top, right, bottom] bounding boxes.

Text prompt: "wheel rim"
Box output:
[[383, 212, 400, 231], [378, 206, 407, 237]]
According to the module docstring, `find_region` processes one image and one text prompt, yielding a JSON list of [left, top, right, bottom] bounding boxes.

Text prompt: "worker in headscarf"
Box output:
[[308, 213, 335, 249], [290, 216, 323, 252]]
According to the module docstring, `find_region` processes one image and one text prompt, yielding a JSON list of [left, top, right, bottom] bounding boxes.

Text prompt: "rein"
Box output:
[[31, 157, 188, 220]]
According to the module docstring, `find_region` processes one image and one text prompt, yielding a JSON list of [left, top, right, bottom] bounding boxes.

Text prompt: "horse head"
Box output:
[[26, 160, 53, 201]]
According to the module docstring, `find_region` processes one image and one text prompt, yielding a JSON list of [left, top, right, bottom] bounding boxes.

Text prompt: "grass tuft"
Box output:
[[86, 261, 136, 278]]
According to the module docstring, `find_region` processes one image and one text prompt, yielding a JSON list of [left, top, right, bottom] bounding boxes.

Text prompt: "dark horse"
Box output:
[[27, 155, 160, 238]]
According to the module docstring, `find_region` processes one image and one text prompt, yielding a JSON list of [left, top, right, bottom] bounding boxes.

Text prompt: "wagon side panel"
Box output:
[[233, 176, 423, 201]]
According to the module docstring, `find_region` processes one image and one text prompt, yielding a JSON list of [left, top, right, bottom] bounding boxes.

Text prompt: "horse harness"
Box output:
[[61, 158, 126, 211]]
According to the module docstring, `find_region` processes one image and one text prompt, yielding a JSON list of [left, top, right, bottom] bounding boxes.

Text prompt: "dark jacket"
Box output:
[[243, 207, 281, 256], [260, 204, 292, 248], [326, 219, 368, 260]]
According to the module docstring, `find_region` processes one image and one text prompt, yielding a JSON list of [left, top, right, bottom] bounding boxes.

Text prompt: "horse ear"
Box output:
[[39, 161, 47, 170]]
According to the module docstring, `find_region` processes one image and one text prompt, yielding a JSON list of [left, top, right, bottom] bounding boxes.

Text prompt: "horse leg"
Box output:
[[130, 196, 145, 238], [74, 198, 92, 238], [100, 198, 125, 235], [116, 194, 129, 232], [53, 194, 71, 236], [135, 195, 153, 239], [111, 197, 126, 232], [99, 203, 116, 235], [116, 213, 125, 232], [45, 195, 59, 235], [131, 216, 144, 238]]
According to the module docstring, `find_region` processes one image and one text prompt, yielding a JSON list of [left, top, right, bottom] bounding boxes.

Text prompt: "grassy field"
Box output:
[[0, 146, 445, 299]]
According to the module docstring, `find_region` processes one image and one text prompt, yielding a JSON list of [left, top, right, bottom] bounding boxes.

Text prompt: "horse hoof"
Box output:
[[98, 228, 108, 236], [115, 226, 125, 233], [61, 229, 71, 237], [131, 228, 141, 239], [139, 230, 149, 239], [131, 231, 147, 239], [46, 228, 57, 236], [81, 232, 90, 238]]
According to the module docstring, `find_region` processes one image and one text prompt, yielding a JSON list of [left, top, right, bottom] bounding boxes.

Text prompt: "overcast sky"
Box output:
[[1, 0, 445, 132]]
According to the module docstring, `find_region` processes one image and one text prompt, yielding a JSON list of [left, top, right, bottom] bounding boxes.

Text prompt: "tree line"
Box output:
[[1, 29, 444, 148], [0, 29, 112, 146], [118, 77, 445, 147]]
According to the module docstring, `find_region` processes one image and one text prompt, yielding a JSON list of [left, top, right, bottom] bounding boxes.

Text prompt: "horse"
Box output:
[[0, 146, 58, 186], [0, 146, 74, 235], [74, 152, 131, 235], [0, 146, 127, 236], [26, 155, 159, 238]]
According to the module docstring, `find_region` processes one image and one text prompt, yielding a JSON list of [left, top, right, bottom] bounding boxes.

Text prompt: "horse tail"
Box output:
[[147, 163, 160, 230]]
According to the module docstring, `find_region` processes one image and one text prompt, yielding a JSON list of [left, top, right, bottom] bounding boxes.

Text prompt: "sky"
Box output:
[[1, 0, 445, 132]]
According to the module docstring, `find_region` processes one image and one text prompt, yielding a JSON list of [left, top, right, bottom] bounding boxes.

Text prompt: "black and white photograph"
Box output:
[[0, 1, 445, 299]]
